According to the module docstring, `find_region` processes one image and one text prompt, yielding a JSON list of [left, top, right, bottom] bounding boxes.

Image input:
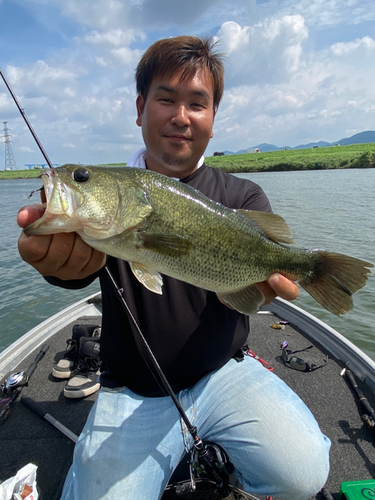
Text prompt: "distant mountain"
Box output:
[[292, 141, 332, 150], [218, 131, 375, 155], [336, 131, 375, 146]]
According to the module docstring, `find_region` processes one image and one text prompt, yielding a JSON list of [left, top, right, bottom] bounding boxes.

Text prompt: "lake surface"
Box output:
[[0, 169, 374, 359]]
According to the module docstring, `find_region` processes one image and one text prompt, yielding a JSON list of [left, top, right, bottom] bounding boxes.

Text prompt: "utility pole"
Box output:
[[2, 121, 17, 170]]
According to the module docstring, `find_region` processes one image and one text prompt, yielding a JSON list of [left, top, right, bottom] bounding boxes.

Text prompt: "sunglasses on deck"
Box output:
[[280, 342, 328, 372]]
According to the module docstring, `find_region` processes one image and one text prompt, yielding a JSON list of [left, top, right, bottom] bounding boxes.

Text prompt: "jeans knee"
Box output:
[[276, 434, 331, 500], [239, 432, 330, 500]]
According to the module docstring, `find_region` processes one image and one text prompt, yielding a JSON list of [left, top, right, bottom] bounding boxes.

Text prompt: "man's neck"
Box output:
[[145, 159, 199, 179]]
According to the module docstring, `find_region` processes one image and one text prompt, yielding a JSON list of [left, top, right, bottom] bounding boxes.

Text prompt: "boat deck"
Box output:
[[1, 302, 375, 500]]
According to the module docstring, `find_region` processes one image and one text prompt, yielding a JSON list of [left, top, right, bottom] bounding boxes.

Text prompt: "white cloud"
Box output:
[[19, 146, 35, 153], [60, 0, 224, 31], [331, 36, 375, 56], [6, 61, 79, 97], [2, 0, 375, 164], [274, 0, 375, 29], [84, 29, 137, 47], [215, 16, 308, 87]]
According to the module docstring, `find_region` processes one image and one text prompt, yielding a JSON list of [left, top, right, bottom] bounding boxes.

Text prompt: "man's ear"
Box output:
[[210, 108, 216, 138], [136, 95, 144, 127]]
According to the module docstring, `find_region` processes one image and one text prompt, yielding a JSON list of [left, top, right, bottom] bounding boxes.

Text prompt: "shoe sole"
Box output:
[[52, 367, 73, 379], [63, 382, 101, 398]]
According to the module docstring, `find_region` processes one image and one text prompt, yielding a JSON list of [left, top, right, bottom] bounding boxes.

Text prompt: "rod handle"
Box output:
[[25, 344, 50, 380]]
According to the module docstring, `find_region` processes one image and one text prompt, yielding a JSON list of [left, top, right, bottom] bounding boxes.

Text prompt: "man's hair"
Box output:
[[136, 36, 225, 112]]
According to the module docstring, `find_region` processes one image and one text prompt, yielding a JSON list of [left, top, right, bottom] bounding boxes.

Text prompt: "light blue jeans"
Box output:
[[60, 356, 330, 500]]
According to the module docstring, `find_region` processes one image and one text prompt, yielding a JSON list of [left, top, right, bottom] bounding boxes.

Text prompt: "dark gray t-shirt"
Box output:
[[47, 164, 272, 396]]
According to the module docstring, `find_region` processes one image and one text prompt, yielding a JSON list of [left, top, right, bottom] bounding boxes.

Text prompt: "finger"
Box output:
[[267, 273, 299, 301], [18, 232, 53, 265], [55, 234, 106, 279], [255, 281, 276, 305], [17, 204, 45, 228], [44, 233, 79, 275]]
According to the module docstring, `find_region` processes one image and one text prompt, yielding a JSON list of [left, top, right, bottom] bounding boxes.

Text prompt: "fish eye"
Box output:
[[73, 168, 90, 183]]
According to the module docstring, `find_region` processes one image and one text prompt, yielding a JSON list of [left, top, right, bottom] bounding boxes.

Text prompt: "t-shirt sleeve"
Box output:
[[241, 182, 273, 213], [44, 271, 100, 290]]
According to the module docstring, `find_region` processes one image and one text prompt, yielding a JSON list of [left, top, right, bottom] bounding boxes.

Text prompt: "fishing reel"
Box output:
[[0, 371, 28, 395], [182, 440, 234, 497]]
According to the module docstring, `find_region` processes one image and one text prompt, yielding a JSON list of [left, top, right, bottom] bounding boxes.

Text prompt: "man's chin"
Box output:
[[161, 152, 191, 167]]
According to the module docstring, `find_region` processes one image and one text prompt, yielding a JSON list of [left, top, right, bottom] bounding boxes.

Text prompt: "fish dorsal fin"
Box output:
[[129, 262, 163, 294], [237, 210, 294, 244], [218, 284, 265, 315], [138, 232, 193, 257]]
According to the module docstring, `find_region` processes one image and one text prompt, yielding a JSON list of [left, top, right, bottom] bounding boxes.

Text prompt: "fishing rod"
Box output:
[[1, 65, 200, 442], [1, 68, 237, 498], [341, 368, 375, 429], [0, 68, 53, 169], [105, 265, 234, 497]]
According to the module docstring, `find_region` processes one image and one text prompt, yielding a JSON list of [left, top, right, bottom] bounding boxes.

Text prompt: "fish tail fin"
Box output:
[[299, 251, 373, 316]]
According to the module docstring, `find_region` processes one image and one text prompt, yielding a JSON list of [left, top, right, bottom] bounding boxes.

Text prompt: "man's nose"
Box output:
[[171, 105, 190, 126]]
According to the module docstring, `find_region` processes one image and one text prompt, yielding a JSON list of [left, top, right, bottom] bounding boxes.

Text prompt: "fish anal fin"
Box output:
[[218, 284, 265, 315], [237, 210, 294, 244], [129, 262, 163, 294], [139, 232, 193, 257]]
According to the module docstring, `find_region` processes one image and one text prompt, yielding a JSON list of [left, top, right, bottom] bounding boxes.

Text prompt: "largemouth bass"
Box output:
[[24, 165, 373, 316]]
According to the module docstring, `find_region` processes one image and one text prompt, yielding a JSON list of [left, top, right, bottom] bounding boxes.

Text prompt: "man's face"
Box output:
[[136, 67, 215, 178]]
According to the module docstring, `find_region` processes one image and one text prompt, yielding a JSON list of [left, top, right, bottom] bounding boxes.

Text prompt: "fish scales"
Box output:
[[24, 165, 373, 316], [93, 168, 312, 289]]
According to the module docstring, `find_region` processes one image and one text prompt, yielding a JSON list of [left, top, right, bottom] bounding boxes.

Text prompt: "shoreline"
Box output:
[[1, 143, 374, 179]]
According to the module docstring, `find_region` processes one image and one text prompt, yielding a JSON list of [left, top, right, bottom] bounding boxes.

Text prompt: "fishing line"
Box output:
[[27, 187, 43, 199]]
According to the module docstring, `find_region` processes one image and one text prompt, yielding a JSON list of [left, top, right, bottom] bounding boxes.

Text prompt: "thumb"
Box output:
[[17, 204, 45, 228]]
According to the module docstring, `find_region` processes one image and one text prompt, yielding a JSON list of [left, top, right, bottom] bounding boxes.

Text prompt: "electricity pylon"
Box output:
[[3, 121, 17, 170]]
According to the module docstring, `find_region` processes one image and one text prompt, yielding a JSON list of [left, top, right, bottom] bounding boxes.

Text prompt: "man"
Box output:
[[17, 36, 330, 500]]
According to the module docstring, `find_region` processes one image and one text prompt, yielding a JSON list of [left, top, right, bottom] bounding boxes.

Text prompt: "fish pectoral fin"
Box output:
[[218, 285, 265, 315], [237, 210, 294, 244], [138, 232, 193, 257], [129, 262, 163, 294]]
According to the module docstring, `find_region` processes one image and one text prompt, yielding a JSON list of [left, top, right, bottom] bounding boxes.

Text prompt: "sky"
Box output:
[[0, 0, 375, 168]]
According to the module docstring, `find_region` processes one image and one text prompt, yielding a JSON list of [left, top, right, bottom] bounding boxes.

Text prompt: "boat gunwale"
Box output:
[[0, 292, 101, 379], [2, 292, 374, 392]]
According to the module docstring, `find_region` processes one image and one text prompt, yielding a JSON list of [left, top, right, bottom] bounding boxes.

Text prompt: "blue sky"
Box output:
[[1, 0, 375, 167]]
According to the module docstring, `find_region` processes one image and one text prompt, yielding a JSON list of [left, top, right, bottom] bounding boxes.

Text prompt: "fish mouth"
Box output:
[[24, 168, 84, 235]]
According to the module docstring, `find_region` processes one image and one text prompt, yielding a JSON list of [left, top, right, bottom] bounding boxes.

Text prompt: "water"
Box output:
[[0, 170, 374, 359], [236, 169, 375, 358], [0, 179, 100, 352]]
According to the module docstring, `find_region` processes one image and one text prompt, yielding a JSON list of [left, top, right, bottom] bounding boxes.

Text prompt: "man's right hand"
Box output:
[[17, 204, 106, 280]]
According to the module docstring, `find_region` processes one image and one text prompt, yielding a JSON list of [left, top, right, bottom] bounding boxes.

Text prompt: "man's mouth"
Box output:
[[164, 133, 192, 141]]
